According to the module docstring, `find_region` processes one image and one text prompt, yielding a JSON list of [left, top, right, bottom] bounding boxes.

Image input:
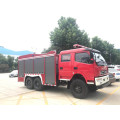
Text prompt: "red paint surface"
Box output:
[[18, 77, 24, 82]]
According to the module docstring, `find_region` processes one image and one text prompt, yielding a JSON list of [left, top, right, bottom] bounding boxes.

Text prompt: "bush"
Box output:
[[0, 64, 9, 73]]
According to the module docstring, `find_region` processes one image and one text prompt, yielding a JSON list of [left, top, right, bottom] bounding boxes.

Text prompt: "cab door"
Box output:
[[73, 52, 94, 81], [59, 53, 73, 80]]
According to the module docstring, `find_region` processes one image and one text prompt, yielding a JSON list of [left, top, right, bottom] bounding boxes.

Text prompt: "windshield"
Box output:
[[93, 53, 107, 66]]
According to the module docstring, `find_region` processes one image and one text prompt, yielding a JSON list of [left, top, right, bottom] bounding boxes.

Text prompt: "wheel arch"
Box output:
[[24, 75, 43, 86], [67, 74, 87, 89], [71, 74, 87, 83]]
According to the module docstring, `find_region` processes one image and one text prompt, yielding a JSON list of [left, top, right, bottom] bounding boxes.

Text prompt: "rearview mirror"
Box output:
[[89, 58, 94, 64]]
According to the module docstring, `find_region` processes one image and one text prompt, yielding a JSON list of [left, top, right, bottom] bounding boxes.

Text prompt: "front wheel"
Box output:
[[70, 79, 88, 99]]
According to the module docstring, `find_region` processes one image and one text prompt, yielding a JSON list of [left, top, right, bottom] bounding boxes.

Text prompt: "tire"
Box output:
[[26, 77, 34, 89], [88, 85, 97, 92], [9, 74, 14, 78], [116, 79, 119, 81], [70, 79, 88, 99], [34, 77, 44, 91], [108, 83, 111, 86]]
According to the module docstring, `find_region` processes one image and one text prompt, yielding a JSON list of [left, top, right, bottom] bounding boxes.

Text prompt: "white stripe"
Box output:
[[60, 79, 70, 81], [25, 74, 43, 84], [87, 82, 94, 84]]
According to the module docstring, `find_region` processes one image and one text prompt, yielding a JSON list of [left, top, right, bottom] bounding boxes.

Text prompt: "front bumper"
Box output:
[[109, 77, 116, 83], [95, 75, 109, 87], [115, 76, 120, 80], [97, 81, 110, 89]]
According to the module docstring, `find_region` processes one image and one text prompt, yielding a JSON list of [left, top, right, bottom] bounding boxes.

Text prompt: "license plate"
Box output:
[[116, 73, 120, 75]]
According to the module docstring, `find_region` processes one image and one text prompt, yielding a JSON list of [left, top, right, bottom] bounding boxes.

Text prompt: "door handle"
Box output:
[[74, 67, 78, 70], [60, 67, 63, 70]]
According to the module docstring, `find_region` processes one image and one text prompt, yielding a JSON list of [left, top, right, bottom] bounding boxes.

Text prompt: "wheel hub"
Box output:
[[27, 80, 31, 86], [35, 81, 39, 87], [74, 85, 82, 93]]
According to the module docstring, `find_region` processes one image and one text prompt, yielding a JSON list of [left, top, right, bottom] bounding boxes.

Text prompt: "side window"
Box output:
[[75, 52, 90, 64], [61, 54, 71, 62]]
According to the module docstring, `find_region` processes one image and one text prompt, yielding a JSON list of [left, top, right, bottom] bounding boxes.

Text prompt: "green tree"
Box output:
[[0, 54, 18, 73], [0, 64, 9, 73], [91, 36, 115, 64], [41, 16, 120, 65], [14, 58, 18, 69], [0, 54, 9, 72], [44, 16, 90, 53], [7, 55, 14, 71], [91, 36, 105, 53], [0, 54, 7, 64], [113, 49, 120, 64]]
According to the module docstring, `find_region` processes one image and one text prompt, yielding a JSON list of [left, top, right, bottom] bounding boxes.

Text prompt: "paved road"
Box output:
[[0, 73, 34, 99], [0, 73, 120, 105]]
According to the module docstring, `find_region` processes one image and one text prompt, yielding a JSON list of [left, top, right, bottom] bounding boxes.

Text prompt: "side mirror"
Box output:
[[89, 58, 94, 64]]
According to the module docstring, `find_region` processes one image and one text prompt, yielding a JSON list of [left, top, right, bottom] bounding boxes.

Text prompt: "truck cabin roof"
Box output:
[[60, 47, 100, 54]]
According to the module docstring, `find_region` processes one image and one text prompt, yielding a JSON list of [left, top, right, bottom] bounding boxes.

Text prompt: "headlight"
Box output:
[[96, 78, 102, 81], [96, 78, 103, 85]]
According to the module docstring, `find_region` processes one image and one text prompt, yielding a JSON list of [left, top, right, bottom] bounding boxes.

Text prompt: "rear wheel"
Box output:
[[70, 79, 88, 99], [34, 77, 44, 91], [26, 77, 34, 89]]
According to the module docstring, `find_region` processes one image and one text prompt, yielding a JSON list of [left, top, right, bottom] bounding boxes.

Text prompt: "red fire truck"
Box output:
[[18, 44, 110, 98]]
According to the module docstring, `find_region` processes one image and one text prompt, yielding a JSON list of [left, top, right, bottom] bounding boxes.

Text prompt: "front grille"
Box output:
[[109, 74, 114, 78], [101, 70, 107, 75]]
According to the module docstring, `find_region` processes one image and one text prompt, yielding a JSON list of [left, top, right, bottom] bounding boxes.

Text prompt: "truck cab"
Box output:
[[59, 46, 109, 98]]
